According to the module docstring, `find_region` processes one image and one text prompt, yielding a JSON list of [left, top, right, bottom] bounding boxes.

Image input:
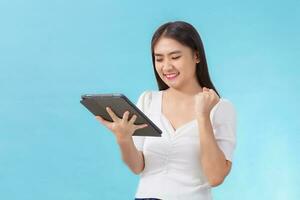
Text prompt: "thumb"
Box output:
[[203, 87, 209, 91], [135, 124, 148, 130]]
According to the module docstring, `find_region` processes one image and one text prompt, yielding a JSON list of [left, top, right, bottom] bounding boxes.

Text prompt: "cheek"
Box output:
[[172, 59, 186, 72], [178, 61, 196, 76], [154, 64, 160, 72], [155, 61, 165, 70], [155, 64, 163, 76]]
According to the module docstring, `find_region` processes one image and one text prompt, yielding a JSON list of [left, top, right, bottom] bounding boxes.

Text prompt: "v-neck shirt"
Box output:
[[160, 91, 198, 134], [133, 90, 237, 200]]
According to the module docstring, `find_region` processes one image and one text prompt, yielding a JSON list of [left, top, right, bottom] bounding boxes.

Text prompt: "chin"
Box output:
[[165, 81, 182, 90]]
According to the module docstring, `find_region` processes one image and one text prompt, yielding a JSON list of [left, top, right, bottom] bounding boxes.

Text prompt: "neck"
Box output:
[[166, 85, 202, 101]]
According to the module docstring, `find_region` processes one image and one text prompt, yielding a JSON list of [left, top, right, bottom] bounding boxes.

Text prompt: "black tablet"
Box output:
[[80, 93, 162, 137]]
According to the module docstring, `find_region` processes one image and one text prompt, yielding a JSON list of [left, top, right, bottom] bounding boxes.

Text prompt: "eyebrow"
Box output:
[[154, 50, 182, 56]]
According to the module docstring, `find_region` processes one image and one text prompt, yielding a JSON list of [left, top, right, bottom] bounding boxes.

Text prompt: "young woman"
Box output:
[[96, 21, 237, 200]]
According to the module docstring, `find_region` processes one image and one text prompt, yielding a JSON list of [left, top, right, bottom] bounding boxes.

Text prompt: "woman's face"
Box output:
[[153, 37, 200, 90]]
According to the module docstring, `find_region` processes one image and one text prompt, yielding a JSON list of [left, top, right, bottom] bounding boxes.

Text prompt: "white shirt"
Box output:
[[133, 90, 237, 200]]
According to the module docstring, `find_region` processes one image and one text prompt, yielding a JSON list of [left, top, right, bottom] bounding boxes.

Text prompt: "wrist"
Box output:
[[116, 135, 132, 145]]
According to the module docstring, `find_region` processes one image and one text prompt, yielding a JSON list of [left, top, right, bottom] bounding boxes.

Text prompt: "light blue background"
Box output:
[[0, 0, 299, 199]]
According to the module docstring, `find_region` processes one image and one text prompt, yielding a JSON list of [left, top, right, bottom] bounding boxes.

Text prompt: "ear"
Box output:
[[194, 51, 200, 63]]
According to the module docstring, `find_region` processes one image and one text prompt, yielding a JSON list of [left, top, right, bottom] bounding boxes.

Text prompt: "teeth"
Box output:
[[165, 73, 178, 78]]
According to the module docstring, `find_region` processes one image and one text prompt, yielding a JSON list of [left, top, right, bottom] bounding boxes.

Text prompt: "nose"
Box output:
[[162, 59, 173, 70]]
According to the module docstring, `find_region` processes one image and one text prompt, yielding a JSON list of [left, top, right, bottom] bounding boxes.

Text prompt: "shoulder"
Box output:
[[136, 90, 158, 111], [211, 98, 237, 125]]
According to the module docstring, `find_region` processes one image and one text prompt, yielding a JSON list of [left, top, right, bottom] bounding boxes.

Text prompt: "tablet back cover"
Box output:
[[80, 94, 162, 137]]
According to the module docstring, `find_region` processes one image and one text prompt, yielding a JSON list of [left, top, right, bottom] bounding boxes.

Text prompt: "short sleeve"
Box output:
[[211, 99, 237, 162], [132, 90, 152, 151]]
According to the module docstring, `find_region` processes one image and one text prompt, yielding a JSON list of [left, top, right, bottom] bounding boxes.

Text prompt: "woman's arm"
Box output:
[[117, 138, 145, 174], [95, 107, 147, 175], [195, 87, 233, 187], [197, 115, 231, 187]]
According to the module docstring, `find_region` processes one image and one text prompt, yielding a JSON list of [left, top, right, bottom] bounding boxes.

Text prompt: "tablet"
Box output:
[[80, 93, 162, 137]]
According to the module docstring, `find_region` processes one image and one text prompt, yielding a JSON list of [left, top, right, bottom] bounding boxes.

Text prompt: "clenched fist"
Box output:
[[195, 87, 220, 118]]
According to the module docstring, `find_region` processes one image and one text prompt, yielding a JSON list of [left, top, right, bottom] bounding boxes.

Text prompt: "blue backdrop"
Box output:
[[0, 0, 299, 199]]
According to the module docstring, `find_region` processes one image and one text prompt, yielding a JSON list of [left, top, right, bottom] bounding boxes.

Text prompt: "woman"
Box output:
[[96, 21, 237, 200]]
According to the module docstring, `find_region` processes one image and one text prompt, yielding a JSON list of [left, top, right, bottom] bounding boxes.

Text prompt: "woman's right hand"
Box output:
[[95, 107, 148, 142]]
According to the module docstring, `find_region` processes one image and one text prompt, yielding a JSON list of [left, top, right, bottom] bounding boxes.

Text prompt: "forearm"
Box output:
[[197, 115, 228, 186], [116, 138, 145, 174]]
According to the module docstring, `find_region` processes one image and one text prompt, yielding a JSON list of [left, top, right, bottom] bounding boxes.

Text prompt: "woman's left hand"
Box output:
[[195, 87, 220, 118]]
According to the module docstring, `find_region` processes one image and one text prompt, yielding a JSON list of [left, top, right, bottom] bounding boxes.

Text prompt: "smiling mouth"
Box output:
[[164, 72, 179, 80]]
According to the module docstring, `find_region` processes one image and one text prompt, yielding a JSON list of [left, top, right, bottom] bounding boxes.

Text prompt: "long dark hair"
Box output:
[[151, 21, 220, 97]]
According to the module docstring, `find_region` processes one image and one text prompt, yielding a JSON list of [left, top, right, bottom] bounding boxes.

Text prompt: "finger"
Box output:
[[209, 89, 220, 101], [209, 88, 216, 94], [203, 87, 210, 91], [106, 107, 120, 122], [135, 123, 148, 130], [209, 89, 216, 97], [203, 92, 210, 98], [122, 110, 130, 122], [202, 88, 209, 93], [129, 114, 137, 124]]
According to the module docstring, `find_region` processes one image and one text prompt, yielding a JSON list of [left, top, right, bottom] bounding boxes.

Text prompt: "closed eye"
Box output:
[[155, 56, 181, 62], [172, 56, 181, 60]]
